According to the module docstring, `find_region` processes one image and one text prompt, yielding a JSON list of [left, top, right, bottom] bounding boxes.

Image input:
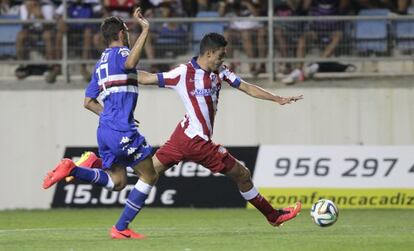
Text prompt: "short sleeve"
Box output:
[[219, 65, 241, 88], [157, 64, 185, 89], [85, 71, 99, 99]]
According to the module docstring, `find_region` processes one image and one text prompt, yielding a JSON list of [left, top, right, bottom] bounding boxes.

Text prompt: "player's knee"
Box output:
[[154, 165, 164, 175], [226, 161, 252, 183], [113, 182, 126, 191], [240, 166, 251, 182], [142, 169, 158, 185], [152, 156, 168, 175], [113, 178, 127, 191], [151, 171, 159, 184], [233, 161, 251, 182]]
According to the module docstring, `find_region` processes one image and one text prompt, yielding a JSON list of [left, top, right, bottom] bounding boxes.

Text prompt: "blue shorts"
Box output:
[[97, 125, 153, 169]]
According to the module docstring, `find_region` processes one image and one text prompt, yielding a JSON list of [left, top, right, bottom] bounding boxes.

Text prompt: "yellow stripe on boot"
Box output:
[[65, 151, 97, 182]]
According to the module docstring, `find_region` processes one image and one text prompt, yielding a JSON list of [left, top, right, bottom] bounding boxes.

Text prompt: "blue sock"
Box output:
[[70, 167, 113, 189], [115, 180, 152, 231]]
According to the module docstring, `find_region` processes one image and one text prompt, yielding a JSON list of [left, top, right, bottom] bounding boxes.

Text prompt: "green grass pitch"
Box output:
[[0, 208, 413, 251]]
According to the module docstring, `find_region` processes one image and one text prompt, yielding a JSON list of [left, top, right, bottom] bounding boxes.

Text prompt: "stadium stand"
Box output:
[[1, 0, 414, 83], [355, 8, 390, 55], [394, 7, 414, 52], [192, 11, 224, 53], [0, 15, 20, 58]]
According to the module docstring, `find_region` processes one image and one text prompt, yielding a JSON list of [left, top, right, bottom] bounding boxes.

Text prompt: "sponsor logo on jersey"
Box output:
[[190, 86, 219, 97]]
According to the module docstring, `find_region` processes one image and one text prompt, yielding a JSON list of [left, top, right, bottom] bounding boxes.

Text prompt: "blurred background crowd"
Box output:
[[0, 0, 413, 84]]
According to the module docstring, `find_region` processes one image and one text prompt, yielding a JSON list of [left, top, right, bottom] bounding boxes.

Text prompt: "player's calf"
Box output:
[[65, 151, 102, 182], [42, 156, 114, 190]]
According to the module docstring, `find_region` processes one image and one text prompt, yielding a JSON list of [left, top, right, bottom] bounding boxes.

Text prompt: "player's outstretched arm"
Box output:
[[124, 8, 149, 70], [238, 80, 303, 105], [137, 70, 159, 85], [84, 97, 103, 116]]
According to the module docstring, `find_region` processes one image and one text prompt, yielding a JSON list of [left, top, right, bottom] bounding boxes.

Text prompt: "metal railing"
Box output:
[[1, 1, 414, 82]]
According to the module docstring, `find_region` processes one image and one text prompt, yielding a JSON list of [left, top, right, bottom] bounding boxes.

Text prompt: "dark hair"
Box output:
[[199, 33, 227, 55], [101, 16, 125, 46]]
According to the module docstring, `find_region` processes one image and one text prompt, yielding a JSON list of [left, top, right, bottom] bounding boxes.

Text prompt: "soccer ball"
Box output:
[[310, 199, 339, 227]]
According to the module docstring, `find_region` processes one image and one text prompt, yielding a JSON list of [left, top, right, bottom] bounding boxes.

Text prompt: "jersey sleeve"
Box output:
[[85, 70, 100, 98], [156, 64, 185, 89], [219, 65, 241, 88]]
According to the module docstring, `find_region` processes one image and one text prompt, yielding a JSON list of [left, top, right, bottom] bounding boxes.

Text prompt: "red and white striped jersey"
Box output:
[[157, 57, 241, 140]]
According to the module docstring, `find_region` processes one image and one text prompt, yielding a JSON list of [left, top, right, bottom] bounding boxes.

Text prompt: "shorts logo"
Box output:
[[134, 152, 143, 161], [127, 147, 137, 156], [120, 137, 131, 144]]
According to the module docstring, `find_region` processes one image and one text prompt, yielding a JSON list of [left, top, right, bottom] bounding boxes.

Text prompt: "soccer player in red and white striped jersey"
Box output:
[[139, 32, 304, 227]]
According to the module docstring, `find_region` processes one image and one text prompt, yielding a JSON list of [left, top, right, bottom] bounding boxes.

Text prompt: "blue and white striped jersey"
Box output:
[[85, 46, 139, 131]]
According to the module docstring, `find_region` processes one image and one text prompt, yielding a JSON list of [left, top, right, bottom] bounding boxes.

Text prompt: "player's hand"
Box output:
[[275, 95, 303, 105], [133, 7, 149, 30]]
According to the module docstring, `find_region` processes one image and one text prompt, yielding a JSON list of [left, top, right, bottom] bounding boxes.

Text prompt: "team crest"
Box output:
[[119, 48, 130, 57]]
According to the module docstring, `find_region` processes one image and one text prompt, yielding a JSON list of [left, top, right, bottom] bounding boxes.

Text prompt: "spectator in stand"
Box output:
[[0, 0, 19, 16], [15, 0, 56, 82], [0, 0, 20, 58], [388, 0, 411, 14], [103, 0, 139, 18], [148, 0, 186, 16], [195, 0, 220, 12], [273, 0, 303, 74], [54, 0, 102, 82], [219, 0, 266, 76], [282, 0, 348, 85], [103, 0, 156, 69], [155, 3, 188, 70]]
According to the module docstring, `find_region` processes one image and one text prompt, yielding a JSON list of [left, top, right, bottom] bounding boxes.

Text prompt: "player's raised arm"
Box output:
[[124, 8, 149, 69], [237, 80, 304, 105], [138, 65, 184, 87]]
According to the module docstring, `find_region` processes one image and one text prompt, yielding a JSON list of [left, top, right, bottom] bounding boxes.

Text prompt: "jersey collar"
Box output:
[[191, 57, 201, 69], [191, 56, 212, 73]]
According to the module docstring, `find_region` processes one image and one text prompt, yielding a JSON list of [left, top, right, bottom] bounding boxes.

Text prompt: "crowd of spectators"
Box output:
[[0, 0, 413, 83]]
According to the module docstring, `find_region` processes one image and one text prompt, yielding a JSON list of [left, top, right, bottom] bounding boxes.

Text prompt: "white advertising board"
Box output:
[[252, 146, 414, 209]]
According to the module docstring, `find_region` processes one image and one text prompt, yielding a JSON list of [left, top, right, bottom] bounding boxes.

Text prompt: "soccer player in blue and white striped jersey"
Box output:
[[43, 8, 158, 239]]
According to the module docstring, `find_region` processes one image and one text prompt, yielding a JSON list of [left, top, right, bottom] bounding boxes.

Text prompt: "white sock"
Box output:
[[135, 179, 152, 194], [240, 187, 259, 201]]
